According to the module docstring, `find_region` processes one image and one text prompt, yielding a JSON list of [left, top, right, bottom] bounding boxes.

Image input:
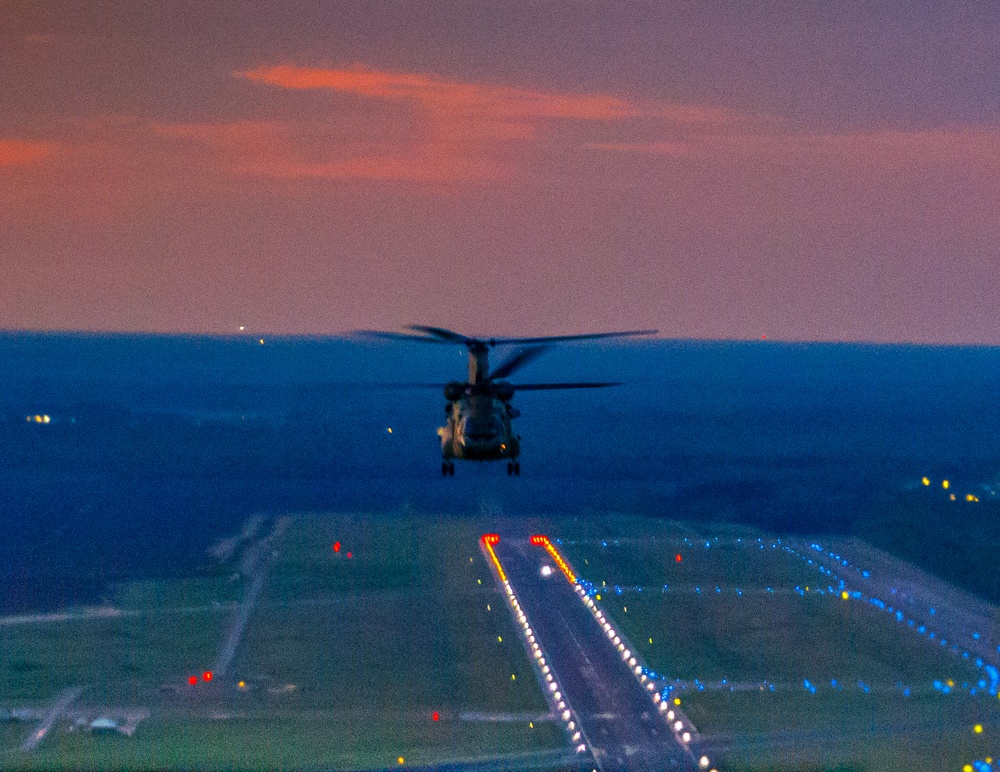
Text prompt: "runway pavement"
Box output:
[[493, 538, 702, 772]]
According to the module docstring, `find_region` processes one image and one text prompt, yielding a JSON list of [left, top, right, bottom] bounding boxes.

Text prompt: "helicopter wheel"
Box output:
[[513, 462, 520, 476], [442, 462, 450, 477], [448, 462, 455, 476], [507, 463, 514, 476]]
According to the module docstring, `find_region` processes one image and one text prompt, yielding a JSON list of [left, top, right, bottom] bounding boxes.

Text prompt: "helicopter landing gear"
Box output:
[[442, 461, 455, 476], [507, 461, 520, 476]]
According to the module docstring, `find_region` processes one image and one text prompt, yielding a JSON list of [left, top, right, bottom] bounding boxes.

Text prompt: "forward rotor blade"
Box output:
[[512, 381, 623, 391], [405, 325, 472, 343], [488, 329, 658, 346], [488, 345, 550, 381], [353, 330, 453, 344]]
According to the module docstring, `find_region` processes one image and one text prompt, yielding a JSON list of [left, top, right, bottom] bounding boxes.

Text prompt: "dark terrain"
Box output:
[[2, 332, 999, 614]]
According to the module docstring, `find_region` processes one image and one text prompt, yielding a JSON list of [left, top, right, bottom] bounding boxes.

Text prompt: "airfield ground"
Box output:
[[557, 517, 1000, 770], [1, 512, 998, 770], [0, 514, 568, 770]]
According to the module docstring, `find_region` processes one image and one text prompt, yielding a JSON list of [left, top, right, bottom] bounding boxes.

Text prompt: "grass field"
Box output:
[[1, 513, 567, 769], [6, 511, 997, 770], [0, 607, 227, 703], [560, 523, 1000, 771]]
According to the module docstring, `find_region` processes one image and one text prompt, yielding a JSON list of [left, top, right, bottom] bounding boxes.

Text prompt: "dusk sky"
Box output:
[[2, 1, 999, 343]]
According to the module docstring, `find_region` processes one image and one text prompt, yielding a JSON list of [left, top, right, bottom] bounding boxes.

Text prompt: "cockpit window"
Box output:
[[461, 415, 500, 438]]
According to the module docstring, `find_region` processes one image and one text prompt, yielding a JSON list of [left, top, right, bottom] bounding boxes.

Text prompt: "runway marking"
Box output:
[[536, 537, 717, 772], [211, 516, 291, 678], [480, 535, 595, 764], [20, 687, 81, 752]]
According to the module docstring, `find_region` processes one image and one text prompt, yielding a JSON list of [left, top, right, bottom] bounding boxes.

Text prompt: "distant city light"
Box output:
[[922, 476, 931, 486], [943, 479, 950, 489], [540, 565, 553, 577]]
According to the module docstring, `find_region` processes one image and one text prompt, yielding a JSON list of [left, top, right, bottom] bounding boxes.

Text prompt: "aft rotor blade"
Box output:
[[353, 330, 453, 344], [489, 329, 658, 346], [405, 325, 472, 343], [512, 381, 623, 390], [489, 345, 550, 381]]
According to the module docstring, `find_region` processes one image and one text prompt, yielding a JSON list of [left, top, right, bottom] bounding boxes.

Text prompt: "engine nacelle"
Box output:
[[491, 381, 515, 402], [443, 381, 466, 402]]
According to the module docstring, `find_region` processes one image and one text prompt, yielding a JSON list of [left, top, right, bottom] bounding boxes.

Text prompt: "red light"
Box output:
[[188, 675, 197, 685], [432, 711, 440, 721], [346, 551, 352, 558], [203, 671, 213, 682], [482, 534, 500, 545], [675, 554, 683, 563], [333, 541, 341, 553], [530, 535, 549, 546]]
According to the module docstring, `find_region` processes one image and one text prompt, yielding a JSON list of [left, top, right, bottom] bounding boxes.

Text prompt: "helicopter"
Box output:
[[361, 325, 657, 475]]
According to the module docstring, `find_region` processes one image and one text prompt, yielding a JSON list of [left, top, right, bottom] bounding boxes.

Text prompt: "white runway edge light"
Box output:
[[570, 565, 719, 772], [480, 535, 592, 758]]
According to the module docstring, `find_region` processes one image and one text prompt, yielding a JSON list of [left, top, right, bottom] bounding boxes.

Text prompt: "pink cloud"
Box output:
[[590, 127, 1000, 171], [221, 64, 747, 183], [153, 119, 503, 183], [0, 139, 62, 167], [237, 64, 651, 122]]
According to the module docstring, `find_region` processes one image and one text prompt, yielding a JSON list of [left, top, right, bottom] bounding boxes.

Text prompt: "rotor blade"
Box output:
[[362, 382, 449, 389], [405, 325, 472, 344], [353, 330, 453, 344], [488, 345, 550, 381], [512, 382, 623, 391], [488, 329, 658, 346]]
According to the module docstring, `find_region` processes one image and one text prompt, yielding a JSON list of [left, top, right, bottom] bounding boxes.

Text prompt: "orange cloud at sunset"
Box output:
[[238, 64, 650, 122], [0, 139, 61, 167], [154, 119, 504, 183], [224, 64, 751, 184], [591, 127, 1000, 171]]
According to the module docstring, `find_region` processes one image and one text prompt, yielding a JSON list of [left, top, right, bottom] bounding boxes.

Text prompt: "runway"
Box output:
[[493, 537, 702, 772]]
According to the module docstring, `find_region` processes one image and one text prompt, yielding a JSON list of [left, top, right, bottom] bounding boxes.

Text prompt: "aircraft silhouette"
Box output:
[[360, 325, 656, 475]]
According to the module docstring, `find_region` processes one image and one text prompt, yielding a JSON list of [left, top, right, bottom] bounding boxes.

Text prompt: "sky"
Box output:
[[2, 1, 999, 344]]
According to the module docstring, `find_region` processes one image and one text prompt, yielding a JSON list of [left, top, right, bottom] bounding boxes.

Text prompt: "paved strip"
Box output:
[[20, 687, 81, 752], [212, 516, 290, 677], [494, 538, 700, 771]]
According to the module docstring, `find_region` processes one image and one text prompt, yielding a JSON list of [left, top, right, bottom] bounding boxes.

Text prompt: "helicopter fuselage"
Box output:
[[438, 394, 520, 462], [359, 324, 655, 475]]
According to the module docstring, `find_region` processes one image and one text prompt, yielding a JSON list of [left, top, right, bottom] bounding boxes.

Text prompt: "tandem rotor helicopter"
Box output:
[[360, 325, 656, 476]]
